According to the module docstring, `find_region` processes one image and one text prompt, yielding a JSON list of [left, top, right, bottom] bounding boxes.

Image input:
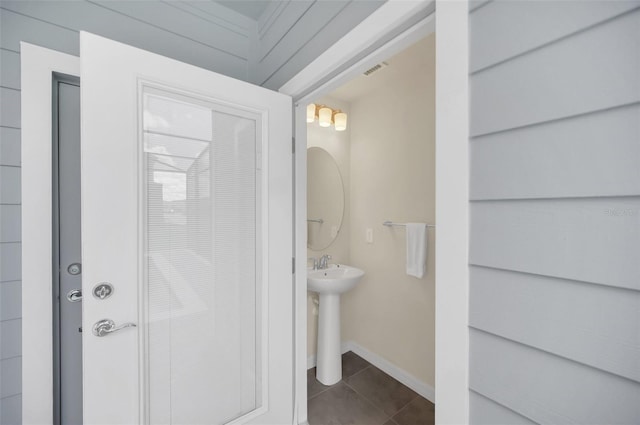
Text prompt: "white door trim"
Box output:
[[433, 3, 470, 423], [279, 1, 470, 424], [21, 42, 80, 425]]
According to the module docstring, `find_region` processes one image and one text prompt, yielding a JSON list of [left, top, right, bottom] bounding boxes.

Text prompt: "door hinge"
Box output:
[[292, 137, 295, 154], [292, 257, 295, 274]]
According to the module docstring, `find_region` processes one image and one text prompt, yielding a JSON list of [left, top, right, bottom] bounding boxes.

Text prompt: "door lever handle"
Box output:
[[66, 289, 83, 302], [92, 318, 137, 337]]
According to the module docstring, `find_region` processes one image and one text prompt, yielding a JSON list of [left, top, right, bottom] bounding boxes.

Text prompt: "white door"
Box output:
[[80, 32, 293, 425]]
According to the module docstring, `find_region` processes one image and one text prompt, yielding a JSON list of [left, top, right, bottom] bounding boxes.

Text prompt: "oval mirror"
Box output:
[[307, 147, 345, 250]]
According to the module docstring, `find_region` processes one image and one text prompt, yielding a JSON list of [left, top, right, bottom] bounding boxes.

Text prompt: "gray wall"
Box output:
[[0, 1, 381, 423], [468, 1, 640, 423]]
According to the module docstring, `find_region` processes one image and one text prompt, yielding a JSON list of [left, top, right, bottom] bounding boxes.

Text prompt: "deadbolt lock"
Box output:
[[67, 263, 82, 275]]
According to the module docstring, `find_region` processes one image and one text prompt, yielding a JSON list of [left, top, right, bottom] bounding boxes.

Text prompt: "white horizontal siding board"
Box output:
[[0, 393, 20, 425], [1, 1, 246, 79], [0, 205, 20, 243], [258, 0, 289, 39], [0, 8, 79, 55], [0, 166, 20, 204], [469, 198, 640, 290], [470, 9, 640, 136], [470, 104, 640, 200], [164, 0, 245, 34], [0, 356, 21, 398], [470, 329, 640, 424], [470, 266, 640, 382], [257, 0, 348, 85], [0, 319, 21, 360], [0, 243, 20, 282], [90, 0, 249, 58], [0, 282, 20, 322], [247, 16, 260, 85], [257, 0, 314, 61], [262, 0, 385, 90], [0, 88, 20, 129], [0, 128, 20, 166], [177, 0, 254, 32], [469, 0, 491, 13], [469, 391, 536, 425], [0, 49, 20, 90], [470, 1, 640, 73]]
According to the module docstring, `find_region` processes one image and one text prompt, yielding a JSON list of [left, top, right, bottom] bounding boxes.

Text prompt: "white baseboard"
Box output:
[[307, 340, 435, 404]]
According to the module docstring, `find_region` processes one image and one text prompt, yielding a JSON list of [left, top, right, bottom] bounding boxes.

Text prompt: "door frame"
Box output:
[[52, 73, 82, 425], [278, 1, 469, 424], [21, 42, 80, 425]]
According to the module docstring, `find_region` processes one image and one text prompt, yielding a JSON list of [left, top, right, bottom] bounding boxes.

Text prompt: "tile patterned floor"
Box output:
[[307, 352, 435, 425]]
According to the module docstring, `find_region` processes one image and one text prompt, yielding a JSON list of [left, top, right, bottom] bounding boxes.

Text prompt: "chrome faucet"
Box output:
[[309, 257, 319, 270], [318, 254, 332, 270]]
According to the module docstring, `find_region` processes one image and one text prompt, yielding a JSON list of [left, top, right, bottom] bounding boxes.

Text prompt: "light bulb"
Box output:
[[318, 107, 332, 127], [306, 104, 316, 123], [334, 112, 347, 131]]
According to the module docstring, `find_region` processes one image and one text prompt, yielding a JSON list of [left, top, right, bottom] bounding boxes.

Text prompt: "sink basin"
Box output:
[[307, 264, 365, 294], [307, 264, 364, 385]]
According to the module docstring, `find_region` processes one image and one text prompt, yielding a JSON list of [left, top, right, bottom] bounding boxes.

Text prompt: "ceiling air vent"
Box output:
[[362, 61, 388, 76]]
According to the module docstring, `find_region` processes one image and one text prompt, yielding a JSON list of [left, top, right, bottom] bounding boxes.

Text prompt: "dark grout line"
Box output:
[[342, 363, 372, 381], [307, 357, 434, 425], [306, 366, 339, 401], [341, 378, 394, 425], [308, 352, 373, 401], [387, 394, 422, 425], [307, 389, 328, 401], [307, 382, 333, 401], [340, 368, 421, 425]]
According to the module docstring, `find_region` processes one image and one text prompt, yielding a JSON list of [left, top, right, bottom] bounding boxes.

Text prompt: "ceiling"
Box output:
[[216, 0, 272, 20], [329, 34, 435, 103]]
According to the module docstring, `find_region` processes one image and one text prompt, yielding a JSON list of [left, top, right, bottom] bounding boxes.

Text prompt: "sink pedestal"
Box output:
[[308, 264, 364, 385], [316, 293, 342, 385]]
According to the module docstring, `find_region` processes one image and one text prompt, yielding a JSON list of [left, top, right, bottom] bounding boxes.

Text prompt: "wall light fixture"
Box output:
[[306, 104, 347, 131]]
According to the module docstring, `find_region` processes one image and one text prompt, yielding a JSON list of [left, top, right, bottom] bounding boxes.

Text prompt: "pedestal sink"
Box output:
[[308, 264, 365, 385]]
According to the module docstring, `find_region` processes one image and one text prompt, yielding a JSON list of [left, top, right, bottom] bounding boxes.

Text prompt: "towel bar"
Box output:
[[382, 220, 435, 228]]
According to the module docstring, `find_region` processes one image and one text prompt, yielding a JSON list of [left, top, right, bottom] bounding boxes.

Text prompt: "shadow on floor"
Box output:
[[307, 351, 435, 425]]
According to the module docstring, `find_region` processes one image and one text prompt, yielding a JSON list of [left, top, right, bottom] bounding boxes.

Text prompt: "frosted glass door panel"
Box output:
[[143, 89, 262, 425]]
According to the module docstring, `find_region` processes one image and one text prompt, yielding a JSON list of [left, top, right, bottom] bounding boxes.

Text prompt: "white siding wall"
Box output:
[[468, 1, 640, 423], [252, 0, 384, 89]]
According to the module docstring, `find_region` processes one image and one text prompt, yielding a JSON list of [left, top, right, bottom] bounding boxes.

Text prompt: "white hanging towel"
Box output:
[[406, 223, 427, 278]]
